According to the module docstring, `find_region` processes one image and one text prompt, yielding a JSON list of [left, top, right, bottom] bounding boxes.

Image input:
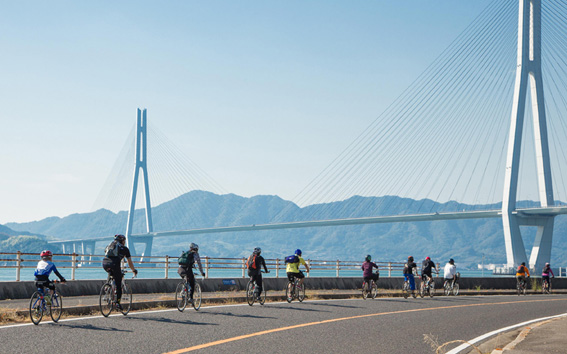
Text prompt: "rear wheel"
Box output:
[[99, 283, 113, 317], [176, 282, 187, 312], [50, 290, 63, 322], [286, 282, 294, 303], [402, 282, 409, 299], [246, 281, 255, 306], [29, 292, 43, 325], [192, 283, 202, 310], [371, 283, 378, 299], [297, 282, 305, 302]]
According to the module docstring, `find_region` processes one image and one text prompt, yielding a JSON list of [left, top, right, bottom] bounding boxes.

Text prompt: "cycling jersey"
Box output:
[[421, 259, 436, 276], [361, 261, 378, 278], [542, 265, 554, 277], [443, 263, 456, 279], [286, 256, 306, 273], [516, 265, 530, 277], [403, 261, 417, 275]]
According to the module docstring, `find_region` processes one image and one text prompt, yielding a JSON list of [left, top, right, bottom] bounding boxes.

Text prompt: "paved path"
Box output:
[[1, 295, 566, 353]]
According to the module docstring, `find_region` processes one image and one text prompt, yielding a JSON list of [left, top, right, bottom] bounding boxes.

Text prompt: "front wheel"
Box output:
[[429, 282, 435, 298], [286, 282, 294, 303], [99, 283, 113, 317], [402, 282, 409, 299], [50, 290, 63, 322], [192, 283, 202, 310], [444, 282, 450, 296], [29, 292, 44, 325], [246, 281, 255, 306], [120, 282, 132, 315], [297, 282, 305, 302], [419, 283, 425, 298], [259, 288, 266, 305], [176, 282, 187, 312], [453, 283, 459, 296], [371, 283, 378, 299], [522, 282, 526, 296], [362, 282, 368, 300]]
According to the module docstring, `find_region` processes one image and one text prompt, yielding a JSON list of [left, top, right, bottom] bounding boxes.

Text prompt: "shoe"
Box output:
[[188, 299, 194, 305], [45, 296, 51, 305], [116, 302, 123, 311]]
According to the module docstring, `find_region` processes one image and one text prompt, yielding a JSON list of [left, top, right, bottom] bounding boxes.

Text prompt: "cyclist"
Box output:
[[247, 247, 269, 301], [516, 261, 530, 287], [361, 255, 379, 288], [403, 256, 417, 297], [542, 262, 554, 289], [177, 242, 205, 305], [421, 256, 437, 288], [443, 258, 457, 287], [286, 249, 310, 289], [102, 234, 138, 310], [34, 250, 66, 303]]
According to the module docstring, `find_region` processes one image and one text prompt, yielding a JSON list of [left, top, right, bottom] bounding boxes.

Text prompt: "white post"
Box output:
[[71, 253, 77, 281], [205, 256, 209, 279], [16, 251, 21, 281], [336, 260, 340, 277], [242, 258, 246, 278], [165, 255, 169, 279], [276, 258, 280, 278], [388, 262, 392, 277]]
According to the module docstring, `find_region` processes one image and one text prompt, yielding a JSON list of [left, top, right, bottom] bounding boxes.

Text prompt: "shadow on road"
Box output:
[[54, 323, 133, 332], [200, 311, 276, 320], [308, 302, 361, 309], [123, 316, 217, 326]]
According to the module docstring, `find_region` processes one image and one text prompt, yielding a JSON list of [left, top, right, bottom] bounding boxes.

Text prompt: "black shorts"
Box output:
[[35, 280, 55, 291], [287, 271, 304, 281]]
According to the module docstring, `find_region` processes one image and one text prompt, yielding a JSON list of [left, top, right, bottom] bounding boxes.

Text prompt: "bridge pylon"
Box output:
[[502, 0, 554, 272], [125, 108, 154, 260]]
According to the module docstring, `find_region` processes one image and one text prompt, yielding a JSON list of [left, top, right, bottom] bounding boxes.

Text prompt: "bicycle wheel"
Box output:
[[444, 282, 450, 296], [260, 288, 266, 305], [176, 282, 187, 312], [522, 283, 526, 296], [286, 282, 294, 303], [297, 283, 305, 302], [453, 283, 459, 296], [517, 282, 522, 296], [50, 290, 63, 322], [402, 282, 409, 299], [246, 281, 255, 306], [29, 292, 44, 325], [120, 282, 132, 315], [419, 283, 425, 298], [192, 283, 202, 310], [371, 283, 378, 299], [362, 282, 368, 300], [429, 282, 435, 298], [99, 283, 113, 317]]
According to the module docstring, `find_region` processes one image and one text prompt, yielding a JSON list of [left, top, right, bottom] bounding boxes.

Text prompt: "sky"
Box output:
[[0, 1, 493, 224]]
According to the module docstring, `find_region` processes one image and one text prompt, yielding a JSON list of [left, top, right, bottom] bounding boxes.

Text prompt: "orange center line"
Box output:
[[163, 298, 567, 353]]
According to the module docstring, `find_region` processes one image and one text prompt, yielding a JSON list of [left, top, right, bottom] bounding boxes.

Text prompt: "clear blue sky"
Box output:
[[0, 1, 492, 223]]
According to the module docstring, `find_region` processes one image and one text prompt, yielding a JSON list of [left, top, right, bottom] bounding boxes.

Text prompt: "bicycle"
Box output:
[[516, 277, 528, 296], [420, 273, 437, 298], [99, 270, 135, 317], [402, 276, 416, 299], [286, 276, 305, 303], [29, 280, 64, 325], [246, 271, 268, 306], [542, 277, 553, 294], [443, 278, 459, 296], [362, 270, 379, 300], [175, 272, 202, 312]]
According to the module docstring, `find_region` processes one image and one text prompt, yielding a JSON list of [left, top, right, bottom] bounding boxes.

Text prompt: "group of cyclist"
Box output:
[[32, 234, 558, 310]]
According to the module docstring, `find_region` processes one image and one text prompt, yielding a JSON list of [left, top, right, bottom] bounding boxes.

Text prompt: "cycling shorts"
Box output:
[[287, 271, 304, 282]]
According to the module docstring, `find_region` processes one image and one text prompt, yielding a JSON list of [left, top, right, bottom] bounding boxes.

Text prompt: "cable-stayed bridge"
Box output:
[[51, 0, 567, 272]]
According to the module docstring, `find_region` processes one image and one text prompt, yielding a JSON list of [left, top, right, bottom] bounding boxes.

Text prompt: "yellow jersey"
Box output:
[[286, 255, 306, 273], [516, 265, 530, 277]]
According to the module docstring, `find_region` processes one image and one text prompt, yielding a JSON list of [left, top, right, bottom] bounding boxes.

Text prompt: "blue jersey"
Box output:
[[34, 260, 59, 277]]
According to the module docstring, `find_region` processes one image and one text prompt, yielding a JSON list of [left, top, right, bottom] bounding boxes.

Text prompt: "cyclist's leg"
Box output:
[[408, 274, 415, 291], [187, 271, 196, 299], [113, 264, 124, 301], [255, 273, 263, 296], [296, 271, 305, 287]]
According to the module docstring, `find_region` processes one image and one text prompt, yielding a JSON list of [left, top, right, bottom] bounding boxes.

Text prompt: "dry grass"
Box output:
[[424, 333, 483, 354], [0, 307, 26, 325]]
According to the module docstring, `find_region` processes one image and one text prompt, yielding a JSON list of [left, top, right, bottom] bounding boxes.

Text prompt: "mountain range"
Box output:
[[5, 191, 567, 268]]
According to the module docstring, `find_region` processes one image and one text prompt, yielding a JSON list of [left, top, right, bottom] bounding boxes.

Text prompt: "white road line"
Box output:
[[446, 312, 567, 354]]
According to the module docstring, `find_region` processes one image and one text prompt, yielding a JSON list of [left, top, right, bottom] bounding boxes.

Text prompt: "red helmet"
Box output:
[[40, 250, 53, 257], [426, 256, 431, 260]]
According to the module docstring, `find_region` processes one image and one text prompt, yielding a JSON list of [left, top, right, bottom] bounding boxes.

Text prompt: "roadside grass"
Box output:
[[423, 333, 484, 354], [0, 307, 25, 325]]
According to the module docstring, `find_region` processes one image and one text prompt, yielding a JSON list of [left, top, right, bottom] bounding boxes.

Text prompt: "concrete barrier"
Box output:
[[1, 276, 564, 300]]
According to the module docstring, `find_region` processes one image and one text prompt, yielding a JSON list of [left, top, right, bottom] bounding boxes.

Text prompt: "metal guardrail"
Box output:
[[0, 251, 408, 281]]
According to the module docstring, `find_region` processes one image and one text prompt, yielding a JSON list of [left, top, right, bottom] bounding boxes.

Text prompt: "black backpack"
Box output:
[[178, 250, 194, 266]]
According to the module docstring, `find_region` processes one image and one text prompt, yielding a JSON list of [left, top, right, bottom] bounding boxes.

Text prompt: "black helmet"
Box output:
[[408, 256, 414, 262], [114, 234, 126, 242], [254, 247, 261, 255], [521, 262, 526, 266], [449, 258, 454, 264], [190, 243, 199, 251], [365, 255, 371, 262]]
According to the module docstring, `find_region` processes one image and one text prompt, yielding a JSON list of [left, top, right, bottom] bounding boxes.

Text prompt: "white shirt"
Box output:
[[444, 263, 456, 279]]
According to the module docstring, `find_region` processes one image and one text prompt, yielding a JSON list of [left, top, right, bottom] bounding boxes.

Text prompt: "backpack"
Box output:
[[247, 254, 257, 269], [285, 255, 299, 264], [517, 265, 524, 273], [178, 250, 194, 266], [104, 241, 119, 258]]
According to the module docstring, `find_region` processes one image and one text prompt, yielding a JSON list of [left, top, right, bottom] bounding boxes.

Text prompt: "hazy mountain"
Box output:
[[6, 191, 566, 268]]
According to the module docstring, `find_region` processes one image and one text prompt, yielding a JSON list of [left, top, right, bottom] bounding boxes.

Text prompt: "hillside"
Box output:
[[5, 191, 567, 268]]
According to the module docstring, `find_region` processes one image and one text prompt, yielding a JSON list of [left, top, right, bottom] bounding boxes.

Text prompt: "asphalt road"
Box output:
[[2, 295, 566, 354]]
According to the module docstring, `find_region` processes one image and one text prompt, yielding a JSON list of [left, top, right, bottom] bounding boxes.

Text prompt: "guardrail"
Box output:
[[0, 251, 407, 281]]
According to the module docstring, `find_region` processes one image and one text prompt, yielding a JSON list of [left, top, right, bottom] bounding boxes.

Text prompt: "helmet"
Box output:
[[295, 249, 302, 256], [190, 243, 199, 251], [521, 262, 526, 266], [365, 255, 371, 262], [426, 256, 431, 260], [114, 234, 126, 241], [408, 256, 414, 262], [449, 258, 454, 264], [546, 262, 550, 266], [253, 247, 261, 255], [40, 250, 52, 258]]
